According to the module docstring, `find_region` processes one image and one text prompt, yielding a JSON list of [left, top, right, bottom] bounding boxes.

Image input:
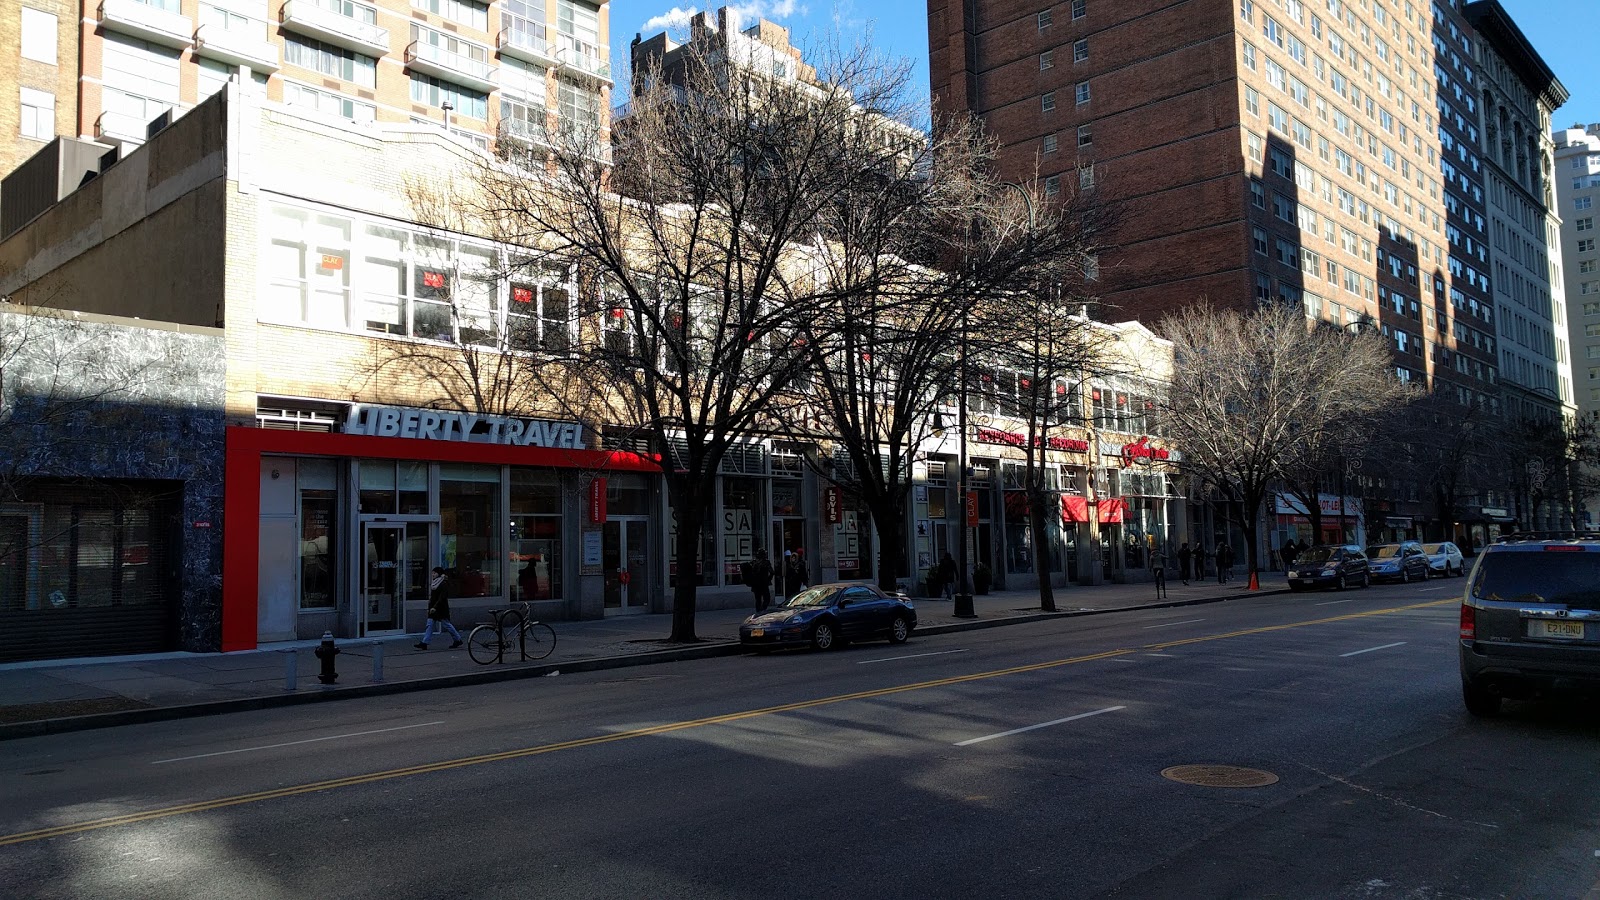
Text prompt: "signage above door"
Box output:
[[345, 404, 585, 449]]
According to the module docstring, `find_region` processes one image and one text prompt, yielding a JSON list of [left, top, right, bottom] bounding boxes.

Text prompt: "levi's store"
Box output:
[[221, 401, 660, 651]]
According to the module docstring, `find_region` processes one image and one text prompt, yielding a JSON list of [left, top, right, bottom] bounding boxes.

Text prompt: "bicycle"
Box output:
[[467, 601, 556, 664]]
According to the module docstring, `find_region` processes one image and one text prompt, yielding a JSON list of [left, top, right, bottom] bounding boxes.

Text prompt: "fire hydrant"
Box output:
[[313, 631, 339, 685]]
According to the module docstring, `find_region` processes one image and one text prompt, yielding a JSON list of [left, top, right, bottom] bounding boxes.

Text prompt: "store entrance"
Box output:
[[770, 518, 807, 599], [361, 521, 431, 635], [602, 518, 650, 614]]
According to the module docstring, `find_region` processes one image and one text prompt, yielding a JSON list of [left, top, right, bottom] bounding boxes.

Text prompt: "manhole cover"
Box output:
[[1161, 764, 1279, 788]]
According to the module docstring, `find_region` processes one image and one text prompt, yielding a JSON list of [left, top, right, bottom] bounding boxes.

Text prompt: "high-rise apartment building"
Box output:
[[1554, 125, 1600, 416], [4, 0, 610, 162], [1465, 1, 1571, 425], [1, 2, 80, 201]]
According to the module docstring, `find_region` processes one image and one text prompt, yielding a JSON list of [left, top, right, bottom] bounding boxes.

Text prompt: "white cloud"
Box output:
[[642, 6, 699, 33], [726, 0, 806, 30]]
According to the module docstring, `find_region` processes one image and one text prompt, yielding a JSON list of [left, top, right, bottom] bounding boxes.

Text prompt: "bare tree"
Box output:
[[442, 38, 1000, 640], [1159, 305, 1408, 577]]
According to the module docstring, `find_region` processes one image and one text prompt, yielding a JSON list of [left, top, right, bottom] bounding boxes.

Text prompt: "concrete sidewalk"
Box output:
[[0, 572, 1288, 739]]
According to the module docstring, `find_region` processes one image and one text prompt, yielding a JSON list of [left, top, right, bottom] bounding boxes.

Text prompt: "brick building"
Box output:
[[928, 0, 1571, 542], [0, 0, 80, 204]]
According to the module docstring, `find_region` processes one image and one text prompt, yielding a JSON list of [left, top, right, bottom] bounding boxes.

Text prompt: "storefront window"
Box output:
[[299, 460, 337, 610], [1003, 490, 1034, 574], [28, 485, 175, 610], [359, 460, 396, 514], [606, 474, 653, 516], [441, 464, 501, 597], [722, 477, 764, 585], [510, 469, 562, 601]]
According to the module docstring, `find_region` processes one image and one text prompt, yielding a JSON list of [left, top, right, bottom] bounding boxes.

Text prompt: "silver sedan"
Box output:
[[1421, 541, 1465, 577]]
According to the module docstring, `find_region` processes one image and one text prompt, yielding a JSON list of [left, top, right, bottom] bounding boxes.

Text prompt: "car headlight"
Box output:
[[1321, 569, 1337, 576]]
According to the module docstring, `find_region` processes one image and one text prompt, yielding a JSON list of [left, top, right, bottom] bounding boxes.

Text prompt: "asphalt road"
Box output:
[[2, 580, 1598, 900]]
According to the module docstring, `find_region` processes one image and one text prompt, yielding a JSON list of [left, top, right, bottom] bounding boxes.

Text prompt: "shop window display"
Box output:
[[510, 469, 562, 601], [440, 464, 501, 597]]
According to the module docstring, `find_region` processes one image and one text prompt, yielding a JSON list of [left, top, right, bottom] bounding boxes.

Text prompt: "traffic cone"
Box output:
[[1248, 570, 1260, 591]]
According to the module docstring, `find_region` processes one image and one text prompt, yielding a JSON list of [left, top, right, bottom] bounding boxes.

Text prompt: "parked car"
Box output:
[[1365, 541, 1432, 583], [1460, 532, 1600, 716], [740, 582, 916, 651], [1287, 544, 1370, 591], [1421, 541, 1466, 577]]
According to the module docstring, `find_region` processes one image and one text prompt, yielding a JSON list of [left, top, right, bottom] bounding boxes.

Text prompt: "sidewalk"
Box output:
[[0, 572, 1288, 739]]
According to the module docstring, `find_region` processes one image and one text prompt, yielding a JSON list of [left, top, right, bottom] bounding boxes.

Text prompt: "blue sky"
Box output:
[[607, 0, 1597, 125]]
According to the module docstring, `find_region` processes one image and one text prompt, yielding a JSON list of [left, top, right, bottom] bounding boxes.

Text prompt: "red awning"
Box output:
[[1098, 497, 1127, 524], [1062, 495, 1089, 523]]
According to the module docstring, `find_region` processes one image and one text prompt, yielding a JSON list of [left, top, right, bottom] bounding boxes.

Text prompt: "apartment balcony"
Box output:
[[194, 21, 280, 72], [406, 42, 497, 93], [280, 0, 389, 57], [96, 108, 176, 145], [557, 36, 611, 85], [498, 27, 560, 68], [99, 0, 193, 50], [499, 116, 553, 148]]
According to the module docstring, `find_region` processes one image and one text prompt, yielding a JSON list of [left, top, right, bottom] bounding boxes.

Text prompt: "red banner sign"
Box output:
[[1119, 436, 1170, 468], [824, 486, 843, 524], [975, 427, 1089, 453], [966, 491, 979, 527], [588, 477, 607, 523]]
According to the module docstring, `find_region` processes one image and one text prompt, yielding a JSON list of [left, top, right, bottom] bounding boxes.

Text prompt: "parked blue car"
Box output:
[[1288, 544, 1370, 591], [740, 583, 917, 651]]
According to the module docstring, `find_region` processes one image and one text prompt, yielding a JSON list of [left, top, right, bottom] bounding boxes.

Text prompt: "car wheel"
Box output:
[[1361, 573, 1370, 588], [1336, 575, 1347, 591], [1401, 568, 1410, 584], [1462, 680, 1501, 717], [888, 615, 911, 644], [810, 620, 837, 651]]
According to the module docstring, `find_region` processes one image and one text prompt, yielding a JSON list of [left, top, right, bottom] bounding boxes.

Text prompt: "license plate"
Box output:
[[1531, 620, 1586, 640], [750, 628, 764, 638]]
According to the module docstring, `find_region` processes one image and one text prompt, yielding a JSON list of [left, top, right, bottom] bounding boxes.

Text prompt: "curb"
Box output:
[[0, 586, 1286, 742]]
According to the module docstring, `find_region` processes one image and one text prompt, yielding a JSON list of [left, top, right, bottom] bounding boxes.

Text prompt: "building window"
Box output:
[[1042, 134, 1058, 155], [1073, 39, 1088, 62], [1250, 178, 1266, 208], [410, 73, 489, 120], [1042, 92, 1056, 113], [285, 35, 377, 87], [1252, 227, 1269, 255], [1242, 41, 1256, 71], [1044, 174, 1061, 196], [1244, 87, 1259, 117], [1076, 82, 1090, 105], [1072, 0, 1086, 19], [510, 469, 564, 601], [1077, 124, 1092, 146], [1581, 239, 1596, 253], [1037, 9, 1052, 29], [412, 0, 489, 30], [1256, 273, 1272, 302], [284, 81, 377, 124], [1079, 166, 1095, 189], [1582, 260, 1597, 274], [1576, 196, 1593, 211], [439, 464, 502, 597], [1578, 218, 1595, 233], [1040, 50, 1054, 71], [20, 7, 57, 65], [19, 88, 53, 140]]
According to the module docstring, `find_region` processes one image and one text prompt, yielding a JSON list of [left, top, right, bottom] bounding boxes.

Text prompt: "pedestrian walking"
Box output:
[[937, 551, 958, 600], [1216, 542, 1232, 584], [786, 550, 810, 593], [745, 548, 774, 612], [1280, 538, 1298, 572], [415, 567, 464, 650], [1176, 542, 1192, 585], [1194, 544, 1209, 582], [1152, 547, 1168, 599]]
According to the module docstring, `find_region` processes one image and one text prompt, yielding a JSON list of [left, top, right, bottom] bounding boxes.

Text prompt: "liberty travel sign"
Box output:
[[345, 404, 585, 449]]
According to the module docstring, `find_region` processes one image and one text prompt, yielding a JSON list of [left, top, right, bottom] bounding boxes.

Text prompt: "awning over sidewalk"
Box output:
[[1062, 495, 1126, 524]]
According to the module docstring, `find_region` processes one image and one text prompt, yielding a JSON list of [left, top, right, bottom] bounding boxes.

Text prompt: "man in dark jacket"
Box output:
[[1176, 542, 1192, 585], [747, 549, 774, 612]]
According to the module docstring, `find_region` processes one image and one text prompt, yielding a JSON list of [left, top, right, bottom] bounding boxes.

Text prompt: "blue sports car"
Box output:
[[740, 583, 917, 651]]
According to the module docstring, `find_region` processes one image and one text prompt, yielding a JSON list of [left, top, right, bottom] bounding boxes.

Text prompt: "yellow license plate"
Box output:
[[1532, 620, 1586, 639], [750, 628, 764, 638]]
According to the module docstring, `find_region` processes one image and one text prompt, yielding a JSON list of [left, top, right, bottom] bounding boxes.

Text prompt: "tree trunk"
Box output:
[[667, 477, 708, 643], [867, 493, 907, 593], [1028, 488, 1057, 611], [1242, 489, 1265, 583]]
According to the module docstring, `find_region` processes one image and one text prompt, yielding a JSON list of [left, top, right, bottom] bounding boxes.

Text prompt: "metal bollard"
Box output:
[[282, 648, 298, 692], [370, 640, 385, 683]]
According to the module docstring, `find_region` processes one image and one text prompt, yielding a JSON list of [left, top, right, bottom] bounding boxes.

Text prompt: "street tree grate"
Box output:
[[1161, 764, 1279, 788]]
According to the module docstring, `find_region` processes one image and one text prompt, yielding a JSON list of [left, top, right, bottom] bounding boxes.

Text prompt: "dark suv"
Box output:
[[1287, 544, 1370, 592], [1459, 533, 1600, 716]]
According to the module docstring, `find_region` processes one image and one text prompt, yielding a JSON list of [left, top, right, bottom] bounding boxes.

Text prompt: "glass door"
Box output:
[[403, 521, 432, 630], [361, 523, 405, 634], [603, 519, 651, 614]]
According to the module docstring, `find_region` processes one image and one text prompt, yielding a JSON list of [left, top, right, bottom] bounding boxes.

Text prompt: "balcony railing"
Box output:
[[99, 0, 194, 49], [557, 35, 611, 84], [96, 106, 179, 144], [406, 41, 498, 92], [194, 20, 280, 71], [498, 15, 559, 67], [500, 116, 552, 147], [280, 0, 389, 56]]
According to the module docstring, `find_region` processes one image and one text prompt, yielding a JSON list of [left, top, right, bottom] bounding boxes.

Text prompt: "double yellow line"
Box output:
[[0, 597, 1455, 846]]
